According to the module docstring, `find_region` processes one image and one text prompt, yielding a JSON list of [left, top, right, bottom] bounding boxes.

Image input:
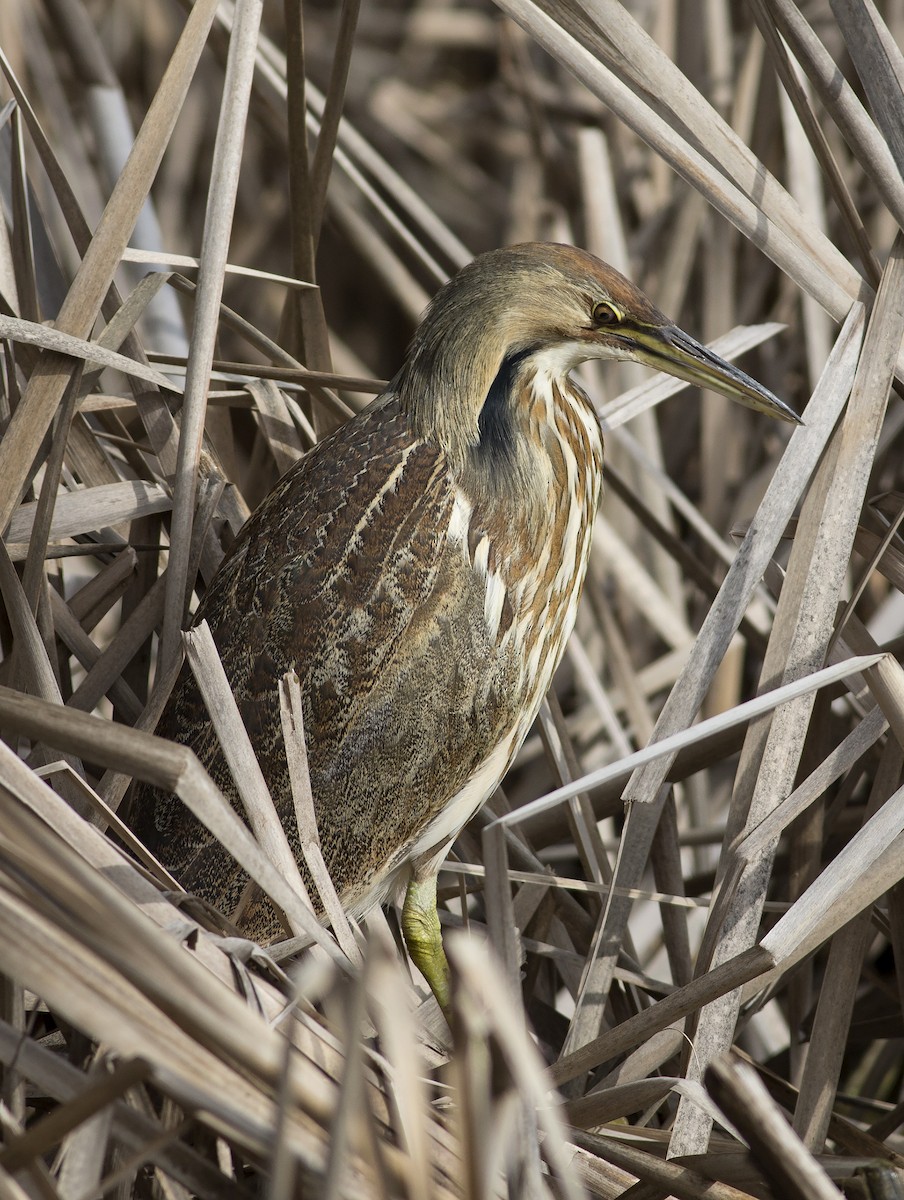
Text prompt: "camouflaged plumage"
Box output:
[[137, 240, 798, 943]]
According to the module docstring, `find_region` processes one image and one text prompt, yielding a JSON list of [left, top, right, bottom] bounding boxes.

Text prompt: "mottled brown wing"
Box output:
[[129, 396, 521, 936]]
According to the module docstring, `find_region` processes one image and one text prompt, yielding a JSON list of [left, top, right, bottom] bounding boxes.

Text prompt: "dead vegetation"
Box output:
[[2, 0, 904, 1195]]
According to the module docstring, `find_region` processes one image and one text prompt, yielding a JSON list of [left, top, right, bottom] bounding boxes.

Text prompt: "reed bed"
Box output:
[[2, 0, 904, 1195]]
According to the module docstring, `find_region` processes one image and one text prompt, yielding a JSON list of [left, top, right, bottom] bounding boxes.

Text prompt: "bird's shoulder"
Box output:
[[192, 393, 467, 700], [199, 395, 445, 615]]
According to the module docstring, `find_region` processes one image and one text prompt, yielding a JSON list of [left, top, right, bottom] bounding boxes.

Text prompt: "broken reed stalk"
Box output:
[[2, 1, 904, 1196]]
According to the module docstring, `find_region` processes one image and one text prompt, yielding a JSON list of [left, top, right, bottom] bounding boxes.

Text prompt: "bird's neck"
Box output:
[[397, 330, 506, 468], [466, 349, 533, 482], [459, 353, 605, 561], [439, 358, 605, 661], [474, 351, 603, 507], [397, 337, 603, 552]]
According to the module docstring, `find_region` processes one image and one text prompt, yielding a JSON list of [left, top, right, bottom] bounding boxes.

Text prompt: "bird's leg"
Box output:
[[401, 873, 451, 1011]]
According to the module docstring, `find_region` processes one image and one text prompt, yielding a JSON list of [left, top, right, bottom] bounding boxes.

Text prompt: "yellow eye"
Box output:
[[592, 301, 621, 326]]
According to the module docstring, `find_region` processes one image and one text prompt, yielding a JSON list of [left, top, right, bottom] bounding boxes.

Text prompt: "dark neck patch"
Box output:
[[475, 349, 531, 467]]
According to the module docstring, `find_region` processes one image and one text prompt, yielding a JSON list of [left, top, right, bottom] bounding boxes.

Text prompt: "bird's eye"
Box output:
[[592, 301, 621, 326]]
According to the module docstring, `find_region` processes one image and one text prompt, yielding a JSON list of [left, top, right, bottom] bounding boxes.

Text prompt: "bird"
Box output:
[[130, 242, 799, 1009]]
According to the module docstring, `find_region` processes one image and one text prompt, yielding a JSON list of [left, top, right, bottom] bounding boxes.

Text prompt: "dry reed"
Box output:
[[1, 0, 904, 1195]]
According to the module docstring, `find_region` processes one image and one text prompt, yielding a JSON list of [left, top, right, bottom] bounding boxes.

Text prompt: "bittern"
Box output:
[[131, 243, 798, 1008]]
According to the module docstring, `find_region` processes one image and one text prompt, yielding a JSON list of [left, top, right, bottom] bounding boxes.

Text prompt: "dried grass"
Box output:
[[2, 0, 904, 1195]]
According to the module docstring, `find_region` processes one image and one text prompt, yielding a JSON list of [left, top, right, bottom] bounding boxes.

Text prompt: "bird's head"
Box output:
[[397, 242, 799, 467]]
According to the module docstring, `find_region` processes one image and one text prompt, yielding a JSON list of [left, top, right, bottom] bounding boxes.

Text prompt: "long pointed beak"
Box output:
[[634, 325, 801, 424]]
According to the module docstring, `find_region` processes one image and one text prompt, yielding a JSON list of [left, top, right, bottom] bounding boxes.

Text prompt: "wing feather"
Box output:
[[131, 397, 521, 932]]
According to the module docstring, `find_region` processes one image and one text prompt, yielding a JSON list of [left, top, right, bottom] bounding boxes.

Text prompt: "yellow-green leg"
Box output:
[[402, 874, 450, 1011]]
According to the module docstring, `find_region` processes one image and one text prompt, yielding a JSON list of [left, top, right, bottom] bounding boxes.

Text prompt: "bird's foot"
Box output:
[[401, 874, 451, 1012]]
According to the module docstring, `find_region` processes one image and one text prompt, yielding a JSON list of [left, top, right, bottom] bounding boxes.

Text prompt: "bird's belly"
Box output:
[[338, 713, 529, 920], [317, 537, 592, 913], [306, 568, 526, 904]]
